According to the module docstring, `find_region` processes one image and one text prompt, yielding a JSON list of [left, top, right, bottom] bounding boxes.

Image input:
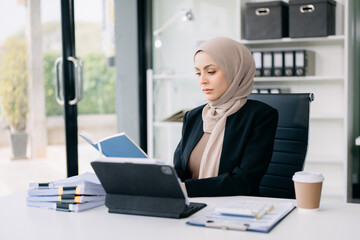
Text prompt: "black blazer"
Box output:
[[173, 100, 278, 197]]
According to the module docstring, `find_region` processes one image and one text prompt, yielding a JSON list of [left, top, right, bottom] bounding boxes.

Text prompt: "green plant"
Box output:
[[43, 51, 63, 116], [0, 36, 28, 132]]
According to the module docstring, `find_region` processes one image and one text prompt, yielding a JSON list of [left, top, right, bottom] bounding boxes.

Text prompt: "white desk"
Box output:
[[1, 192, 359, 240]]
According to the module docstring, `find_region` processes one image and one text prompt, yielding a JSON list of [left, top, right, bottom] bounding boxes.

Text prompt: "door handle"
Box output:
[[54, 56, 84, 106], [67, 56, 84, 105], [55, 57, 64, 105]]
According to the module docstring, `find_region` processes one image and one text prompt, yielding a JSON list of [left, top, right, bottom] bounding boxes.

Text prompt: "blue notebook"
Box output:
[[79, 131, 148, 158]]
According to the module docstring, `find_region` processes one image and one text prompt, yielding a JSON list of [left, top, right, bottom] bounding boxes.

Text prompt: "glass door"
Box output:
[[0, 0, 67, 197], [0, 0, 141, 197], [73, 0, 117, 174]]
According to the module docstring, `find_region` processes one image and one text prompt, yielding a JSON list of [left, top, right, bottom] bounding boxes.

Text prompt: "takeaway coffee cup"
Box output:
[[292, 171, 324, 211]]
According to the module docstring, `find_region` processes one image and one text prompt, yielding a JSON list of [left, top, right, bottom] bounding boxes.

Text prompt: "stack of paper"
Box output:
[[27, 172, 106, 212]]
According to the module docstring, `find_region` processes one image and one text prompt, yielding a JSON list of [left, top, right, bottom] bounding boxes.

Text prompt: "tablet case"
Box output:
[[91, 161, 206, 219]]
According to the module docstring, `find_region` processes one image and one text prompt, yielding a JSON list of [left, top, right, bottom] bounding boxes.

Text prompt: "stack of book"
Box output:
[[27, 172, 106, 212]]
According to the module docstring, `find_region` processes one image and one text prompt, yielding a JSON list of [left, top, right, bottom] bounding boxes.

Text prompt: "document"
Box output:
[[27, 200, 104, 212], [79, 131, 148, 158], [28, 184, 105, 196], [214, 200, 273, 219], [27, 172, 106, 212], [187, 201, 295, 233], [27, 195, 105, 204], [162, 109, 190, 122], [29, 172, 102, 189]]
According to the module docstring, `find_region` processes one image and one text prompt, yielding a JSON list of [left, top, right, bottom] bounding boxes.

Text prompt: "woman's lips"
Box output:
[[203, 88, 213, 94]]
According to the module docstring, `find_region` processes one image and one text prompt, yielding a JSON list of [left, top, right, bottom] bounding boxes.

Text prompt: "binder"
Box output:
[[91, 161, 206, 219], [273, 51, 284, 76], [252, 51, 263, 77], [284, 51, 295, 76], [262, 52, 273, 77], [295, 50, 315, 76]]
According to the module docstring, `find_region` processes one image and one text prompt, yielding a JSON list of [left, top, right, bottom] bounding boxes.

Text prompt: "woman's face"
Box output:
[[194, 51, 229, 101]]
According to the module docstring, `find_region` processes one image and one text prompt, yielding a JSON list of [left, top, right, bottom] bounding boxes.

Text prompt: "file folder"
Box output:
[[252, 51, 263, 77], [295, 50, 315, 76], [284, 51, 295, 76], [273, 51, 284, 76], [262, 52, 273, 77]]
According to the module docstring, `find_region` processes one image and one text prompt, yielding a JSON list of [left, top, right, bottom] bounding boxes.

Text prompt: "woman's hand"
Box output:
[[181, 182, 187, 196]]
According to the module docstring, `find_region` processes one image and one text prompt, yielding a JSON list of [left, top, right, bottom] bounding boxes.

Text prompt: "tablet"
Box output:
[[91, 160, 206, 218]]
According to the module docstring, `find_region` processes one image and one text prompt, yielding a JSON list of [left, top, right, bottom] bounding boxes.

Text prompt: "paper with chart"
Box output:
[[187, 201, 295, 233]]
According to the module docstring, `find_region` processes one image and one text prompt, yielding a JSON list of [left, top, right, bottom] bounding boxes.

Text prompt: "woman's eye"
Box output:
[[208, 71, 216, 74], [195, 72, 200, 76]]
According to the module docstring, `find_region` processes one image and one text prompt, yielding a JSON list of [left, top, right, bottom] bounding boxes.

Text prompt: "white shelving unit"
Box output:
[[239, 0, 352, 203], [147, 70, 201, 162], [148, 0, 353, 203]]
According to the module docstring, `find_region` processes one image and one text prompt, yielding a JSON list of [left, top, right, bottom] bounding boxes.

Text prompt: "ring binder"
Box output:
[[284, 51, 295, 76], [262, 52, 273, 77]]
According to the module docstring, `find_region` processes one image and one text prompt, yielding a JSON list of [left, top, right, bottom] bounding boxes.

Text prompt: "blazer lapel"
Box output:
[[182, 116, 203, 170]]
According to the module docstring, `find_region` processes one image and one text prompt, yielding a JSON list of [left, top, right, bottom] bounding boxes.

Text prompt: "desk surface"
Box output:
[[1, 192, 359, 240]]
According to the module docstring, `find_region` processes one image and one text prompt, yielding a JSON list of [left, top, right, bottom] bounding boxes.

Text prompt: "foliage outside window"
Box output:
[[0, 21, 116, 119], [0, 36, 28, 132], [44, 51, 116, 116]]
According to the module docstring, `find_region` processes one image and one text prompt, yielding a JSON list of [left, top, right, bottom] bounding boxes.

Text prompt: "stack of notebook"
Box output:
[[27, 172, 105, 212]]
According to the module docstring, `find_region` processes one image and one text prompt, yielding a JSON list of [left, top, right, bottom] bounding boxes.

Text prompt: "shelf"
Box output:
[[154, 115, 344, 127], [153, 74, 194, 80], [322, 187, 345, 198], [310, 114, 344, 120], [254, 76, 344, 82], [306, 156, 344, 164], [241, 35, 345, 45], [152, 75, 344, 82], [153, 121, 182, 127], [149, 0, 350, 203]]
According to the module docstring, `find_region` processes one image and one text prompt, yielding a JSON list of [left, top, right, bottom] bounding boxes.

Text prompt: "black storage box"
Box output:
[[289, 0, 336, 38], [245, 1, 289, 40]]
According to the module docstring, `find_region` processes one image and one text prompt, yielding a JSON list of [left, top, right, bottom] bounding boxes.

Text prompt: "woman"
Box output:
[[173, 37, 278, 197]]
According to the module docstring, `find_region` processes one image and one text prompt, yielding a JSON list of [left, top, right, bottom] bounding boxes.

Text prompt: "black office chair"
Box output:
[[248, 93, 314, 199]]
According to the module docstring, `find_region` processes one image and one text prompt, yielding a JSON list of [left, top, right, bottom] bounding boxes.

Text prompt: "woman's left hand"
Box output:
[[181, 182, 187, 196]]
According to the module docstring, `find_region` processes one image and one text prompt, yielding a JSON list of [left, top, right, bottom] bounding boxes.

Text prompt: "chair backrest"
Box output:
[[248, 93, 314, 199]]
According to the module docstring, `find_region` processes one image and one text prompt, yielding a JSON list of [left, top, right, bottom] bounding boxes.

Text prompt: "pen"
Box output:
[[255, 204, 274, 220], [205, 220, 250, 231]]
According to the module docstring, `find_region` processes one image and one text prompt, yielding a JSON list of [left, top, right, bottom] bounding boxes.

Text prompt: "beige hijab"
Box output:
[[195, 37, 255, 178]]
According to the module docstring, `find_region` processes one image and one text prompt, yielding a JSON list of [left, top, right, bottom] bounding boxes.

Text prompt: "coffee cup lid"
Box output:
[[292, 171, 324, 183]]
